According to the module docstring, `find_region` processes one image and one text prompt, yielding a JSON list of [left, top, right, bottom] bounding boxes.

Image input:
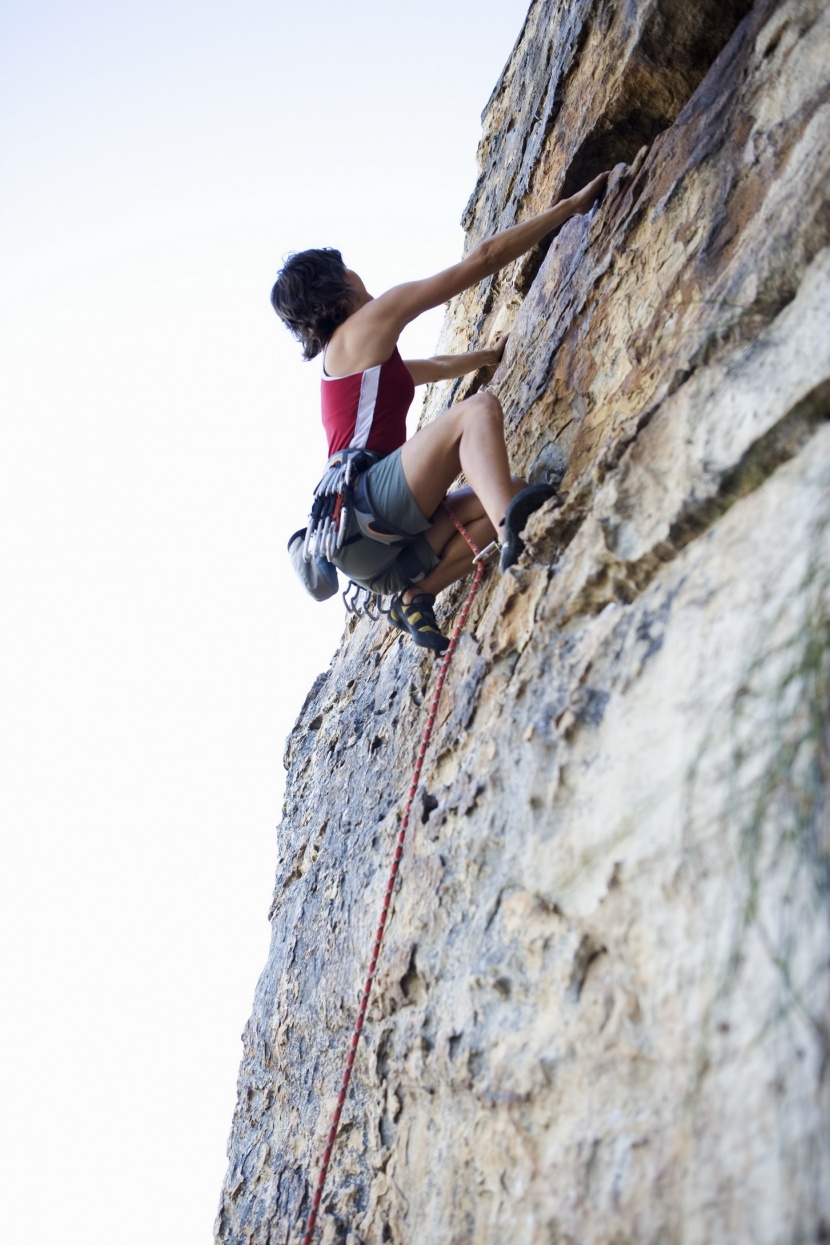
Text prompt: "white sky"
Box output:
[[0, 1, 529, 1239]]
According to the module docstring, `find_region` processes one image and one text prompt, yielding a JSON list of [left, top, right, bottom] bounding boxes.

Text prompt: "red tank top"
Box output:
[[321, 347, 415, 457]]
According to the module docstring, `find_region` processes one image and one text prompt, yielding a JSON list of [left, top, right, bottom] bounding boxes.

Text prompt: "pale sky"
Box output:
[[0, 1, 530, 1239]]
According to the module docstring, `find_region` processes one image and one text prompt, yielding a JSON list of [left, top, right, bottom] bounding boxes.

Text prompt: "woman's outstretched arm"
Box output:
[[340, 173, 609, 367], [405, 335, 508, 385]]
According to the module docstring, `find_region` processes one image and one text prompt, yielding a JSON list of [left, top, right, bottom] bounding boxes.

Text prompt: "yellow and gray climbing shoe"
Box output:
[[388, 593, 449, 653]]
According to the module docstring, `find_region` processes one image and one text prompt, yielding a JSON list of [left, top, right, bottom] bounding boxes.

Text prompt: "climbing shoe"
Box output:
[[388, 593, 450, 653], [499, 483, 558, 572]]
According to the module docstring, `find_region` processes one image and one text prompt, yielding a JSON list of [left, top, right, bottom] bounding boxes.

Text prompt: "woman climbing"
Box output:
[[272, 172, 608, 652]]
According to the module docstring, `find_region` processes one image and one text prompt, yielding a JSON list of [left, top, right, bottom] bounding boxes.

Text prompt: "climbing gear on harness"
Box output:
[[303, 447, 381, 563], [388, 592, 449, 653], [342, 581, 391, 621], [301, 502, 486, 1245], [499, 482, 558, 572]]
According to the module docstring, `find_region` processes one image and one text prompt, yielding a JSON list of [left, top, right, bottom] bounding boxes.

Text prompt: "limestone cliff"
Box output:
[[217, 1, 830, 1241]]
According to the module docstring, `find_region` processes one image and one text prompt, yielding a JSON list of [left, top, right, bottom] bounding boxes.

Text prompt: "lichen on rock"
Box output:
[[217, 1, 830, 1241]]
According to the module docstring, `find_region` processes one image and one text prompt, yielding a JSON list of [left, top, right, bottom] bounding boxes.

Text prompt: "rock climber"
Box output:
[[272, 172, 608, 652]]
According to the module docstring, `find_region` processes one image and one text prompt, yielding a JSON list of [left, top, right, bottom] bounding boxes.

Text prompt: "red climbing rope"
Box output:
[[301, 504, 490, 1245]]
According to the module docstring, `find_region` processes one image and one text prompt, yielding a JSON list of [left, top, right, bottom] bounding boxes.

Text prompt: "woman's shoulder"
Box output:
[[323, 324, 401, 379], [323, 296, 403, 376]]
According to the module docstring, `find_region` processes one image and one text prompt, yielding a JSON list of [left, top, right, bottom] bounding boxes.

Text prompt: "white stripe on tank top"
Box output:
[[350, 364, 381, 449]]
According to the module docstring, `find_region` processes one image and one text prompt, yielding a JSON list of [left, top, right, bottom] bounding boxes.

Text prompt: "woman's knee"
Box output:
[[457, 387, 504, 430], [472, 388, 503, 417]]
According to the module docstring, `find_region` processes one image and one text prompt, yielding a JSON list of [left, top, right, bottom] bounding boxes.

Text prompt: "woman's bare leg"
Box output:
[[400, 484, 523, 603], [399, 390, 518, 532]]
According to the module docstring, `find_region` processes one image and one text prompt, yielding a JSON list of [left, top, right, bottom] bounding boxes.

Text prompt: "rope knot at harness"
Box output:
[[300, 503, 491, 1245]]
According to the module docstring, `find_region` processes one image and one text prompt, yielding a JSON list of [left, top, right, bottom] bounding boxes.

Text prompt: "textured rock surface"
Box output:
[[217, 1, 830, 1242]]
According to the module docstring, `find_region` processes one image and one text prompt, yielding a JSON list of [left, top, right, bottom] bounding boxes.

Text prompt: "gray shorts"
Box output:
[[330, 448, 441, 596]]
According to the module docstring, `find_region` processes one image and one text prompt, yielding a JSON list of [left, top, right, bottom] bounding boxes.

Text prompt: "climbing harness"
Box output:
[[303, 445, 423, 565], [291, 448, 440, 603], [301, 504, 498, 1245]]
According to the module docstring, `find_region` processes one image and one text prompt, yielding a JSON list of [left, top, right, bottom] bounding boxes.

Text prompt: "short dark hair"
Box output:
[[270, 248, 356, 360]]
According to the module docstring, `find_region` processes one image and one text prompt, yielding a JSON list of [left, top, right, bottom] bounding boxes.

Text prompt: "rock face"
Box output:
[[217, 1, 830, 1242]]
